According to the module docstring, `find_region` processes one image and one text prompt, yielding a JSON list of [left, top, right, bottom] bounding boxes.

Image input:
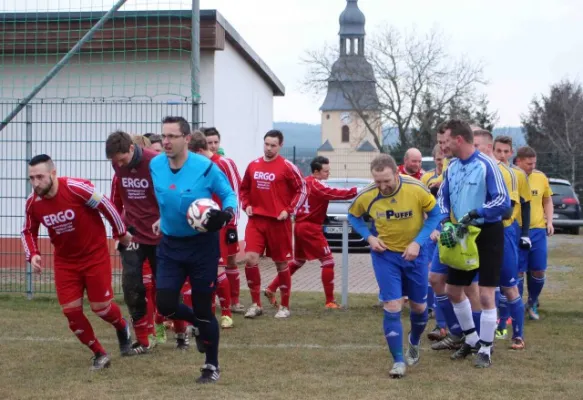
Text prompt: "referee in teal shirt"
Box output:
[[151, 116, 236, 384]]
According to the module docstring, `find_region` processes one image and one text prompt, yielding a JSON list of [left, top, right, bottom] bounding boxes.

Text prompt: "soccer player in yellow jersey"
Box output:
[[474, 131, 525, 350], [348, 154, 440, 378], [421, 144, 445, 194], [515, 146, 553, 321], [493, 136, 532, 337]]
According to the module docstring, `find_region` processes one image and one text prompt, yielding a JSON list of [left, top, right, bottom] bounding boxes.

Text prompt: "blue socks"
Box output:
[[436, 295, 463, 337], [528, 275, 546, 307], [410, 308, 429, 346], [434, 298, 446, 329], [383, 310, 404, 363], [497, 295, 509, 330], [472, 311, 482, 336], [427, 286, 435, 311], [518, 276, 525, 299], [508, 296, 524, 339]]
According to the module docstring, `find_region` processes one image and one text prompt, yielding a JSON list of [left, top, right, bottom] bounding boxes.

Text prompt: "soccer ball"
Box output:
[[187, 198, 220, 232]]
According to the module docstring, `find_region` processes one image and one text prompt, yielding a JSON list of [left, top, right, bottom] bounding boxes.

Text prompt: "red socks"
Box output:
[[267, 260, 304, 292], [217, 272, 232, 317], [245, 264, 262, 306], [321, 262, 335, 304], [92, 302, 127, 331], [64, 306, 106, 355], [144, 280, 156, 335], [278, 267, 292, 308], [225, 266, 241, 305]]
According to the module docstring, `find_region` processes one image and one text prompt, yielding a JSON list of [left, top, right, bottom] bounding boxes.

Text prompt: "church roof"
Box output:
[[357, 140, 377, 152], [317, 139, 335, 151]]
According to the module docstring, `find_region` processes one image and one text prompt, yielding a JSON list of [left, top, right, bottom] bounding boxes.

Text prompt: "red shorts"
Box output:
[[294, 221, 332, 261], [245, 215, 292, 263], [54, 256, 114, 306], [219, 225, 240, 266]]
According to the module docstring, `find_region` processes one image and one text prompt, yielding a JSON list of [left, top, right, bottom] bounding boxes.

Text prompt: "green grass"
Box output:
[[1, 236, 583, 399]]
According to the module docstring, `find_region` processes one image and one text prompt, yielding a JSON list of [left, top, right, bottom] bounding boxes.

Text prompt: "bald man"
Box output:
[[398, 148, 424, 180]]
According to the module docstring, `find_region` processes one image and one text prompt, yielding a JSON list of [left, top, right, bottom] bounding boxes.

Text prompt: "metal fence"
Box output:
[[1, 100, 580, 297], [0, 100, 196, 296]]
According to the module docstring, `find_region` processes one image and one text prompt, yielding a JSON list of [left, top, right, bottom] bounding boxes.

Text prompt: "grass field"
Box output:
[[1, 235, 583, 400]]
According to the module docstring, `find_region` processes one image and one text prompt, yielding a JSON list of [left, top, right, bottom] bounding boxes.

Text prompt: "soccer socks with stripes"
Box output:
[[472, 311, 482, 336], [93, 302, 127, 331], [383, 310, 404, 363], [245, 264, 262, 306], [409, 308, 428, 346], [321, 264, 335, 304], [225, 266, 241, 305], [278, 267, 292, 308], [478, 308, 497, 356], [436, 295, 463, 336], [527, 275, 546, 307], [452, 298, 479, 347], [267, 260, 304, 293], [64, 307, 106, 355], [497, 295, 509, 330], [216, 272, 232, 317]]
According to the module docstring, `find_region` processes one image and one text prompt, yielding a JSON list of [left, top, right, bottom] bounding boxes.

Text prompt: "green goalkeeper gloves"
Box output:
[[440, 222, 457, 248]]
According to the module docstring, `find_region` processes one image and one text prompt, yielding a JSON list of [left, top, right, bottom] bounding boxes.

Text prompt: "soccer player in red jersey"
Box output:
[[240, 130, 307, 319], [265, 156, 357, 308], [397, 148, 424, 180], [21, 154, 133, 371], [107, 131, 169, 354], [189, 131, 240, 329], [203, 127, 245, 314]]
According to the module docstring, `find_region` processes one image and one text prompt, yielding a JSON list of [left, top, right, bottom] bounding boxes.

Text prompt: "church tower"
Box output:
[[318, 0, 380, 177]]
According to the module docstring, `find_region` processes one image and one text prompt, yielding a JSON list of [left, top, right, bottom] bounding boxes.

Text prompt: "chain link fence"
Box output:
[[0, 102, 575, 297]]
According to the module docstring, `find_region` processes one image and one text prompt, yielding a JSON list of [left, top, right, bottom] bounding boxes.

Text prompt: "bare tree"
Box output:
[[302, 26, 486, 151], [523, 80, 583, 189]]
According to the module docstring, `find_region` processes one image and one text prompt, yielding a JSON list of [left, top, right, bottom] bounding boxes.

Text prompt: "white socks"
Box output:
[[478, 308, 497, 355], [452, 298, 479, 346]]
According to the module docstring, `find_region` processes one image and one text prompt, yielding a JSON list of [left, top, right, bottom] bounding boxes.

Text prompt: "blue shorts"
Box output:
[[527, 228, 548, 272], [156, 232, 220, 294], [500, 225, 518, 288], [371, 249, 428, 304]]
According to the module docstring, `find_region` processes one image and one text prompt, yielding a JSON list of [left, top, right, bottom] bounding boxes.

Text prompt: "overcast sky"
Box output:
[[4, 0, 583, 126], [200, 0, 583, 127]]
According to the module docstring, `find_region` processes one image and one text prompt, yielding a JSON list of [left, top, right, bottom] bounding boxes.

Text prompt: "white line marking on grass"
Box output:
[[0, 336, 385, 350]]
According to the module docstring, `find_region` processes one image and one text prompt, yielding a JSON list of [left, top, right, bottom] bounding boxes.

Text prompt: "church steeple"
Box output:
[[339, 0, 365, 56], [320, 0, 378, 112]]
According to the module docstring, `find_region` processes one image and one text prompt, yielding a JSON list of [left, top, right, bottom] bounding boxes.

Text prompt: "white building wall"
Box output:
[[213, 40, 275, 239], [0, 46, 278, 241]]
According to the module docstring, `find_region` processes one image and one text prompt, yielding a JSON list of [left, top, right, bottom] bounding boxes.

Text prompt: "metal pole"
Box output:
[[191, 0, 201, 130], [341, 219, 349, 308], [25, 105, 33, 299], [0, 0, 128, 132]]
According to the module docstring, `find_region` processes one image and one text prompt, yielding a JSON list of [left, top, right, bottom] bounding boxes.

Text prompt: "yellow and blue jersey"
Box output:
[[498, 162, 519, 228], [527, 169, 553, 229], [510, 164, 532, 227], [348, 176, 436, 252], [421, 169, 440, 188]]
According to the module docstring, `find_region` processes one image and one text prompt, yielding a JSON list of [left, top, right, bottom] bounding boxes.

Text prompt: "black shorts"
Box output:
[[447, 221, 504, 287]]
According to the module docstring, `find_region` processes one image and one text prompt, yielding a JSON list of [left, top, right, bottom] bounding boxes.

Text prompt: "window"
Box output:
[[341, 125, 350, 143]]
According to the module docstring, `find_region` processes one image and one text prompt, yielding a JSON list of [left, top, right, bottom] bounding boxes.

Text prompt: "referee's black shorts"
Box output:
[[447, 221, 504, 287]]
